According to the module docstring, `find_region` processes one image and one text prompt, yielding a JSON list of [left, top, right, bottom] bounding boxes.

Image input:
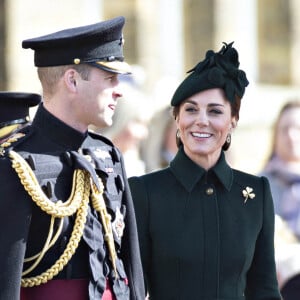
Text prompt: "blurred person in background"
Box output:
[[0, 92, 41, 145], [96, 74, 151, 177], [141, 106, 177, 172], [129, 42, 281, 299], [260, 100, 300, 299]]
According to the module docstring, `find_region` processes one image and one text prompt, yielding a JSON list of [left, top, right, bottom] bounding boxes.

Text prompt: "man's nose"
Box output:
[[113, 86, 123, 99]]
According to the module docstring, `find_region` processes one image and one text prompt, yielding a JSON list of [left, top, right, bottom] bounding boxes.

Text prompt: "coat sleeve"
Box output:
[[118, 153, 145, 300], [128, 176, 150, 296], [245, 176, 282, 300], [0, 157, 32, 300]]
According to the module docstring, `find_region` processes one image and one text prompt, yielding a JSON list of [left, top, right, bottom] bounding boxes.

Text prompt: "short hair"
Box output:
[[37, 64, 91, 97]]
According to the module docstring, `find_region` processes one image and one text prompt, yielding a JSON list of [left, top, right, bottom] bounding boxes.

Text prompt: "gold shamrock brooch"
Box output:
[[242, 186, 255, 203]]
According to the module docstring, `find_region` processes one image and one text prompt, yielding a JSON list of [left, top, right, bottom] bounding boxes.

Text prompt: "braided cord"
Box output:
[[91, 179, 118, 278], [23, 217, 64, 275], [9, 150, 118, 286], [0, 133, 25, 156], [9, 150, 86, 217], [21, 170, 90, 287]]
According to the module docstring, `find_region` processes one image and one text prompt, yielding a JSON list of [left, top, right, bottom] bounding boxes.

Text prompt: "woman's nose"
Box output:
[[196, 112, 209, 126]]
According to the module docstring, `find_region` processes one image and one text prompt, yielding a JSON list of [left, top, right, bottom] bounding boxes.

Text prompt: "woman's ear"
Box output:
[[231, 118, 237, 130]]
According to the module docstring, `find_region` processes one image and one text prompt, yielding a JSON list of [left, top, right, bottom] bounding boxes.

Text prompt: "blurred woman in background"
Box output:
[[260, 100, 300, 299]]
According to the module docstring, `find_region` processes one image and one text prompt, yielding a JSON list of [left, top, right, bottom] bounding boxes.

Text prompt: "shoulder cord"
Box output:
[[91, 180, 118, 278], [9, 150, 118, 287], [0, 124, 20, 139], [22, 216, 64, 276], [9, 150, 88, 217], [0, 133, 25, 156]]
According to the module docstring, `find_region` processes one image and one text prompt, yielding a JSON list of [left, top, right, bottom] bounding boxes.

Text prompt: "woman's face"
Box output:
[[176, 88, 236, 168], [275, 107, 300, 163]]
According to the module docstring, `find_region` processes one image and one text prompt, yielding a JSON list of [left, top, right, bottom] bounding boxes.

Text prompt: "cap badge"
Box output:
[[107, 56, 115, 62]]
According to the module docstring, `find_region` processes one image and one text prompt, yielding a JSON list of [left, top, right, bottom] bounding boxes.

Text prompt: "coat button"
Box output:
[[206, 187, 214, 195]]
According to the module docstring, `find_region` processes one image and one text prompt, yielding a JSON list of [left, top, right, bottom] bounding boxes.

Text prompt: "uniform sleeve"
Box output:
[[245, 176, 282, 300], [118, 153, 145, 300], [128, 176, 150, 296], [0, 157, 32, 300]]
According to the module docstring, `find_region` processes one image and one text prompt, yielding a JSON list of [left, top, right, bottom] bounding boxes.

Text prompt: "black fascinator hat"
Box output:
[[171, 42, 249, 106]]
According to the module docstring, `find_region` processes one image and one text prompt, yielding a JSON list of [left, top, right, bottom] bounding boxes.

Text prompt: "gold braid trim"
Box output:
[[91, 179, 118, 278], [22, 216, 64, 276], [9, 150, 119, 286], [9, 150, 86, 217], [0, 133, 25, 156], [21, 175, 90, 287], [0, 124, 21, 139]]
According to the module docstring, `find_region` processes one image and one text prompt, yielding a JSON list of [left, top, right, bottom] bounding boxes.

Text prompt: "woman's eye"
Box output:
[[210, 109, 222, 114], [185, 106, 197, 112]]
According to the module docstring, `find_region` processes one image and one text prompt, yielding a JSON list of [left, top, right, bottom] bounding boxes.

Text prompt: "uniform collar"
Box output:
[[170, 146, 233, 192], [31, 103, 87, 149]]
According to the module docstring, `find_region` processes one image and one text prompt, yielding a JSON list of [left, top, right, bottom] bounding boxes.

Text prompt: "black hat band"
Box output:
[[34, 39, 124, 67]]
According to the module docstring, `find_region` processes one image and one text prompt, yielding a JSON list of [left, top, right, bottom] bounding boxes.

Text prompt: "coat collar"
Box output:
[[31, 103, 87, 149], [170, 146, 233, 192]]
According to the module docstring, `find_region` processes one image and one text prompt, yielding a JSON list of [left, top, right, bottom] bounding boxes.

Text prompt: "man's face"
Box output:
[[76, 67, 123, 129]]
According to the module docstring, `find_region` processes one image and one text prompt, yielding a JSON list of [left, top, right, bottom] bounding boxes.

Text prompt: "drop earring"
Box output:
[[226, 134, 231, 144]]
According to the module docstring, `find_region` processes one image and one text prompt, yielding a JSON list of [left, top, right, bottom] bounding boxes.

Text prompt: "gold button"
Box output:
[[73, 58, 81, 64], [206, 187, 214, 195]]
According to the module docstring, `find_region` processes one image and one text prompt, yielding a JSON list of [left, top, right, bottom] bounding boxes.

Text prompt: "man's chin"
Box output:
[[103, 118, 113, 128]]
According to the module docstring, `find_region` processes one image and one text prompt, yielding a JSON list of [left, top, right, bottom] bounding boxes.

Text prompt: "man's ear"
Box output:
[[64, 69, 77, 92]]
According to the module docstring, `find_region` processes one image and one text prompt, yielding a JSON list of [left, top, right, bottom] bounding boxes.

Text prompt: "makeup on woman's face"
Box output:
[[176, 88, 235, 165]]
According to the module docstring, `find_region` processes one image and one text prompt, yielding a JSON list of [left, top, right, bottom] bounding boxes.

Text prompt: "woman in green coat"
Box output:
[[129, 42, 282, 299]]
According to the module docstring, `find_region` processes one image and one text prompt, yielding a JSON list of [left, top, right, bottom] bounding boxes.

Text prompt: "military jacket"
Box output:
[[0, 104, 144, 300], [129, 147, 282, 300]]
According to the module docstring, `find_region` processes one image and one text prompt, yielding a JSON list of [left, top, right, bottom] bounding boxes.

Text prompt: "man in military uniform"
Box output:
[[0, 16, 144, 300], [0, 91, 41, 145]]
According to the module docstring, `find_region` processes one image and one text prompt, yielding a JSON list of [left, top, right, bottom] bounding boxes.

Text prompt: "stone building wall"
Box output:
[[2, 0, 300, 173]]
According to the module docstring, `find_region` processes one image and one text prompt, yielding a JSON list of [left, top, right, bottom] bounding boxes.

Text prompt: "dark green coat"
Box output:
[[129, 147, 282, 300]]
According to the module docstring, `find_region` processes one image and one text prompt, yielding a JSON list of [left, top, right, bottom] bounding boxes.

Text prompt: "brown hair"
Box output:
[[37, 64, 91, 97]]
